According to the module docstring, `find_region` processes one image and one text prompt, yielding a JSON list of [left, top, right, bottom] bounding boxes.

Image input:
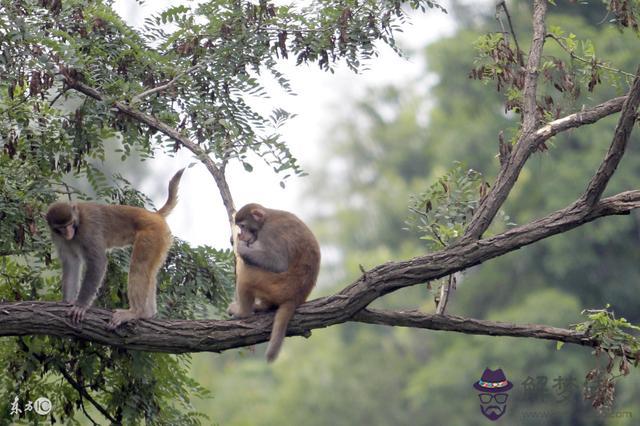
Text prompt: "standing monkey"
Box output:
[[45, 169, 184, 328], [229, 203, 321, 362]]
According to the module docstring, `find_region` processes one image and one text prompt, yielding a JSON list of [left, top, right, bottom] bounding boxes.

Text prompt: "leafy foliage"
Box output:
[[575, 307, 640, 356], [470, 1, 638, 132], [158, 241, 235, 320], [0, 336, 210, 425], [573, 306, 640, 411], [405, 162, 490, 250], [1, 0, 446, 187]]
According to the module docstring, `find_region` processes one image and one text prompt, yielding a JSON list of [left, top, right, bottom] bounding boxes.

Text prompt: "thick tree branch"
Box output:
[[532, 96, 626, 143], [439, 94, 629, 314], [462, 64, 639, 243], [2, 190, 640, 354], [521, 0, 547, 133], [436, 93, 627, 312], [580, 67, 640, 207], [353, 308, 587, 343], [352, 308, 636, 360]]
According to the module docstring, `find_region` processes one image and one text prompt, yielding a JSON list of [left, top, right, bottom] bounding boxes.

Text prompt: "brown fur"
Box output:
[[229, 203, 321, 362], [45, 169, 184, 328]]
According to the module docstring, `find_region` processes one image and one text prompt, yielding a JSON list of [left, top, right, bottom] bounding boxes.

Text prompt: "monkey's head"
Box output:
[[235, 203, 266, 245], [46, 202, 79, 241]]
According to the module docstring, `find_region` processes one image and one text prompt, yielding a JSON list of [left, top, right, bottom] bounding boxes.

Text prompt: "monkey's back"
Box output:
[[77, 203, 170, 248]]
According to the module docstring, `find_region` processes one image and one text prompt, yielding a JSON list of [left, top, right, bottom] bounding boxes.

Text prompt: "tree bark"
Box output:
[[2, 190, 640, 355]]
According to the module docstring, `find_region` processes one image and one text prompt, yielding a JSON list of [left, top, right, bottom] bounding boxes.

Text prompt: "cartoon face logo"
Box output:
[[473, 368, 513, 421]]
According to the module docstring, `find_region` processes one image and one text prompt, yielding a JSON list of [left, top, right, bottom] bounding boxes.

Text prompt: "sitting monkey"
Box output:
[[229, 203, 321, 362]]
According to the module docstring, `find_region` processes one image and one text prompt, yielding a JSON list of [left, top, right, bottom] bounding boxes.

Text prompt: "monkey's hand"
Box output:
[[237, 240, 252, 250], [68, 305, 88, 325]]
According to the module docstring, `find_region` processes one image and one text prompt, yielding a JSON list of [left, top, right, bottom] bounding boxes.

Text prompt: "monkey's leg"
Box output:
[[70, 250, 107, 324], [59, 250, 82, 303], [109, 230, 170, 329]]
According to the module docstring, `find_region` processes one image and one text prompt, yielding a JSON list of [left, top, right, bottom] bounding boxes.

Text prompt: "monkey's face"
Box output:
[[46, 203, 78, 240], [235, 204, 266, 245], [52, 221, 76, 240], [237, 221, 258, 245]]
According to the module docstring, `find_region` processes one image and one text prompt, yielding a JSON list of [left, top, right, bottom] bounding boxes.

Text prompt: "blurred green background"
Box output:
[[189, 3, 640, 425]]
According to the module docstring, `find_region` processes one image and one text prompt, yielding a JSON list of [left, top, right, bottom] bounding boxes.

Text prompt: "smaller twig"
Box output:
[[596, 10, 612, 26], [546, 33, 635, 78], [502, 2, 523, 66], [498, 130, 512, 167], [435, 274, 454, 315], [430, 224, 447, 247], [16, 338, 116, 423], [497, 1, 524, 66], [495, 2, 508, 37], [54, 363, 117, 424], [130, 64, 200, 105], [79, 399, 100, 426], [61, 182, 73, 201], [49, 88, 68, 107], [408, 206, 428, 219], [64, 76, 237, 225]]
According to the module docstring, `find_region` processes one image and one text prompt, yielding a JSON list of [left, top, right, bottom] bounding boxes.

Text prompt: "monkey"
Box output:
[[228, 203, 321, 362], [45, 169, 185, 329]]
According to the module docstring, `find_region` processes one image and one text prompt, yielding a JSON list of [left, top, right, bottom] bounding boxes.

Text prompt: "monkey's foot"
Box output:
[[227, 302, 255, 319], [108, 309, 139, 330], [226, 301, 238, 316], [68, 305, 88, 325]]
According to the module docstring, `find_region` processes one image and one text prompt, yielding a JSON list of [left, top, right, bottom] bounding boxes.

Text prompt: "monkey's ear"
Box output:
[[250, 208, 265, 223]]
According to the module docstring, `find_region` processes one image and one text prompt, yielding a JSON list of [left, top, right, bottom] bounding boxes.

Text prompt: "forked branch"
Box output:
[[462, 0, 548, 242]]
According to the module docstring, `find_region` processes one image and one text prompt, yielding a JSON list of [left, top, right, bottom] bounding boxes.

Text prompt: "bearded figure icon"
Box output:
[[473, 368, 514, 421]]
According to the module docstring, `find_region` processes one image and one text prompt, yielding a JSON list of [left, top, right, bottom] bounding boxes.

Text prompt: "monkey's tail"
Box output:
[[265, 302, 296, 363], [157, 168, 185, 217]]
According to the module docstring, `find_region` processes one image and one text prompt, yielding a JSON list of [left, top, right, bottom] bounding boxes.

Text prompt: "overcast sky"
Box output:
[[112, 0, 455, 248]]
